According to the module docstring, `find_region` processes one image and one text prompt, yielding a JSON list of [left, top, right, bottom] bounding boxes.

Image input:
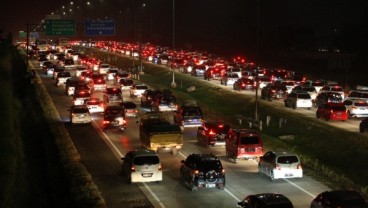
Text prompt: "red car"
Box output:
[[316, 103, 348, 121]]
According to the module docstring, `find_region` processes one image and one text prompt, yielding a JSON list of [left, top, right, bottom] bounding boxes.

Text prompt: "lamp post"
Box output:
[[254, 0, 260, 120]]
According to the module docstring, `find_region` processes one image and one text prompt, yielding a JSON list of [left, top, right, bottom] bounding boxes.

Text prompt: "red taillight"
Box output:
[[131, 166, 135, 172], [103, 120, 110, 124], [193, 170, 199, 175], [297, 163, 302, 169], [208, 130, 216, 135]]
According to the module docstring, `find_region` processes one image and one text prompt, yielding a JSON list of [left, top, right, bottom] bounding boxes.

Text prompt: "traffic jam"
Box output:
[[31, 39, 368, 207]]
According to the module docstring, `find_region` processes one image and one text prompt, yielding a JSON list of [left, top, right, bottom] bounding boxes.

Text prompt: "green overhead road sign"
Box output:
[[45, 19, 75, 36]]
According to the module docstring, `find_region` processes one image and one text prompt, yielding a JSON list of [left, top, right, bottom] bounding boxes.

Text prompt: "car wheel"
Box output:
[[190, 180, 198, 191], [292, 103, 296, 110], [360, 126, 365, 133], [284, 101, 288, 107], [268, 96, 271, 102], [316, 112, 320, 119], [171, 147, 178, 155], [325, 116, 329, 121], [258, 164, 262, 174], [347, 111, 352, 119], [270, 171, 275, 181]]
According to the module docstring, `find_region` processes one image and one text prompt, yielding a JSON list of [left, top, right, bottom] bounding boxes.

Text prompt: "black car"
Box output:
[[238, 193, 294, 208], [311, 190, 368, 208], [233, 78, 256, 91], [314, 91, 343, 108], [261, 83, 288, 101], [141, 89, 162, 108], [174, 105, 204, 127], [180, 153, 225, 191], [197, 121, 230, 147], [103, 105, 126, 131], [360, 118, 368, 133], [103, 87, 123, 103]]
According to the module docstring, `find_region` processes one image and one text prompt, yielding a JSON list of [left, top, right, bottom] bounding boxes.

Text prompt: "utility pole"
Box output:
[[255, 0, 260, 120]]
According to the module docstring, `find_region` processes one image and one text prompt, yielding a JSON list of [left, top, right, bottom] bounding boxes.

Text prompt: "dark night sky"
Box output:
[[1, 0, 368, 60]]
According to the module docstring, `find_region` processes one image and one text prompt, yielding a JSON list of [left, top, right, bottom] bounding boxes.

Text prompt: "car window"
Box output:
[[72, 107, 89, 113], [277, 155, 299, 164], [331, 106, 346, 111], [133, 156, 159, 165], [239, 136, 259, 145], [298, 93, 311, 99]]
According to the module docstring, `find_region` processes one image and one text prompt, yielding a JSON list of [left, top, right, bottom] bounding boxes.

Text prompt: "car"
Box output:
[[180, 153, 225, 191], [52, 66, 65, 80], [310, 190, 368, 208], [314, 91, 343, 108], [220, 72, 240, 86], [261, 83, 288, 101], [225, 128, 263, 162], [233, 78, 256, 91], [292, 85, 318, 100], [345, 89, 368, 103], [117, 78, 134, 91], [316, 103, 348, 121], [69, 105, 92, 125], [141, 89, 162, 108], [190, 64, 206, 76], [103, 105, 127, 131], [75, 65, 87, 77], [282, 80, 296, 94], [237, 193, 294, 208], [258, 151, 303, 181], [43, 62, 55, 76], [106, 68, 119, 81], [85, 98, 105, 114], [204, 66, 226, 81], [284, 91, 313, 110], [55, 71, 71, 87], [103, 87, 123, 104], [119, 101, 139, 118], [130, 84, 149, 98], [92, 74, 106, 91], [152, 94, 178, 112], [114, 71, 131, 84], [98, 63, 110, 75], [72, 90, 91, 106], [257, 76, 272, 89], [174, 104, 204, 127], [121, 149, 162, 184], [64, 77, 85, 96], [197, 121, 230, 148], [343, 99, 368, 118], [359, 118, 368, 133], [320, 85, 345, 99], [63, 58, 75, 70]]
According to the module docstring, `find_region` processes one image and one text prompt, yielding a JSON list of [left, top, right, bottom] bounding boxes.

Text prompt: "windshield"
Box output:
[[136, 85, 148, 90], [72, 107, 89, 113]]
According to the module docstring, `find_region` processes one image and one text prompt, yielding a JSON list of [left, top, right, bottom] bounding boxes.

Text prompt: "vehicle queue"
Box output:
[[30, 39, 368, 207]]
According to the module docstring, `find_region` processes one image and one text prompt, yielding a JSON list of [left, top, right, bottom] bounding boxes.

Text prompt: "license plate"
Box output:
[[142, 173, 153, 177], [285, 173, 294, 177], [206, 184, 216, 188]]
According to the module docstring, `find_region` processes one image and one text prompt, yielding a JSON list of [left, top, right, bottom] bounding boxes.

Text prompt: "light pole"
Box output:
[[254, 0, 260, 120]]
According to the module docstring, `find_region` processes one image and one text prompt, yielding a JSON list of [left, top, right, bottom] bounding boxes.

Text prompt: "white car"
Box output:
[[85, 98, 105, 114], [284, 91, 313, 110], [282, 80, 296, 94], [99, 63, 110, 75], [130, 84, 148, 98], [320, 85, 345, 99], [258, 151, 303, 181], [55, 71, 71, 87], [69, 105, 92, 125], [122, 149, 163, 183], [75, 66, 87, 77], [343, 99, 368, 118]]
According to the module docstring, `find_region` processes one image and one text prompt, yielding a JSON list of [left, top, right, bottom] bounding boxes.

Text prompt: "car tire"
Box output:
[[268, 96, 271, 102], [284, 101, 288, 107], [347, 111, 352, 119], [292, 103, 296, 110], [171, 147, 178, 155], [190, 180, 198, 191], [270, 171, 275, 181], [316, 112, 320, 119], [360, 126, 365, 133]]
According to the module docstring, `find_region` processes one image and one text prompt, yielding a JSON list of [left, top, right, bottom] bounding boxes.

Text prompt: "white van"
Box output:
[[122, 149, 162, 183]]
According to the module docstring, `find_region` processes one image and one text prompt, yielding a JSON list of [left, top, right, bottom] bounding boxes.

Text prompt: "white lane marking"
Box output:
[[284, 179, 316, 198], [91, 119, 165, 208]]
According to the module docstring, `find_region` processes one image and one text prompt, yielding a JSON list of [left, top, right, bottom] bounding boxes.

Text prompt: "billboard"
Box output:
[[85, 19, 115, 36]]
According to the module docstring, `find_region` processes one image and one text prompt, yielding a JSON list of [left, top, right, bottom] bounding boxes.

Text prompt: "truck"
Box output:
[[139, 112, 183, 155]]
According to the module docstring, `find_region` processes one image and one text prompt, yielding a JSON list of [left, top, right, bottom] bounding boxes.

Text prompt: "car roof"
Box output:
[[252, 193, 293, 205], [130, 149, 158, 157], [324, 190, 367, 203]]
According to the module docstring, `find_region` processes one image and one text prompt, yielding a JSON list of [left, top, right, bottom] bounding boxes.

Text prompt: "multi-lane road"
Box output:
[[31, 56, 338, 208]]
